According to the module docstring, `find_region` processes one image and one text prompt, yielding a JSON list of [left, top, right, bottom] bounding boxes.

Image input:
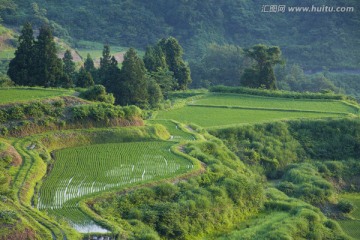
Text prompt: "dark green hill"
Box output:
[[2, 0, 360, 70]]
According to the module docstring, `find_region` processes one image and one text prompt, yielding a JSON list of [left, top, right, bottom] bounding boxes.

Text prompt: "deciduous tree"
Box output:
[[242, 44, 283, 90]]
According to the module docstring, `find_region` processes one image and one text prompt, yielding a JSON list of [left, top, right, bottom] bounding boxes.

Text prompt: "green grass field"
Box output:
[[38, 141, 192, 231], [156, 93, 356, 128], [338, 193, 360, 239], [148, 120, 195, 141], [156, 105, 345, 128], [192, 93, 358, 114], [0, 88, 73, 104]]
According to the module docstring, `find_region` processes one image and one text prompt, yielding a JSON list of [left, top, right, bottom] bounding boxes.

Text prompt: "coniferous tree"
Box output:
[[143, 45, 167, 72], [33, 25, 63, 87], [103, 56, 120, 90], [147, 78, 163, 108], [84, 54, 95, 73], [77, 67, 94, 88], [159, 37, 191, 90], [62, 49, 76, 84], [84, 53, 97, 81], [98, 45, 112, 84], [7, 22, 35, 86], [118, 48, 148, 106]]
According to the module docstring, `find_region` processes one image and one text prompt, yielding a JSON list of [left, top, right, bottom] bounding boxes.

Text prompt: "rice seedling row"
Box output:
[[193, 93, 358, 114], [38, 141, 192, 228], [148, 120, 195, 141], [156, 105, 346, 128]]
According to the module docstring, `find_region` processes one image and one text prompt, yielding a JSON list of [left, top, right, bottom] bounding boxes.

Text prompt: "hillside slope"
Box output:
[[2, 0, 360, 70]]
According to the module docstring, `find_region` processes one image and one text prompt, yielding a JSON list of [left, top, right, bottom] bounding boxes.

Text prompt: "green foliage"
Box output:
[[218, 188, 350, 240], [76, 67, 94, 88], [7, 22, 35, 86], [143, 45, 167, 73], [242, 44, 283, 90], [147, 79, 163, 109], [62, 49, 75, 86], [157, 37, 191, 90], [148, 69, 176, 98], [276, 65, 339, 93], [326, 72, 360, 100], [79, 85, 115, 104], [279, 164, 334, 205], [32, 25, 63, 87], [98, 45, 120, 88], [190, 44, 246, 88], [337, 200, 355, 214], [118, 48, 148, 107], [0, 74, 14, 87], [2, 1, 360, 70], [95, 135, 264, 239]]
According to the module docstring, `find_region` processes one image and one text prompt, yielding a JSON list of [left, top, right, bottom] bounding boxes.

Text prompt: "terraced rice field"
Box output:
[[192, 93, 358, 114], [38, 141, 192, 231], [0, 88, 73, 104], [149, 120, 195, 141], [156, 93, 356, 128], [156, 105, 346, 128]]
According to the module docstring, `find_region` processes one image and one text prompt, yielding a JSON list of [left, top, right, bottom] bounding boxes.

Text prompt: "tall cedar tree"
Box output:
[[84, 54, 95, 72], [7, 22, 35, 86], [143, 45, 167, 72], [33, 25, 63, 87], [84, 53, 97, 82], [242, 44, 282, 90], [159, 37, 191, 90], [77, 67, 94, 88], [118, 48, 148, 106], [62, 49, 76, 84], [98, 45, 112, 84]]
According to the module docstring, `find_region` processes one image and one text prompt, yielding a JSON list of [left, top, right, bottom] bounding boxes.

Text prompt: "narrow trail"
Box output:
[[12, 139, 67, 240]]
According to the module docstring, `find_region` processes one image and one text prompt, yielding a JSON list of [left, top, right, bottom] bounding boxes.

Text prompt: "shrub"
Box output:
[[337, 200, 355, 214], [7, 106, 25, 120], [24, 102, 44, 118], [0, 111, 8, 123], [0, 127, 8, 136], [79, 85, 115, 104]]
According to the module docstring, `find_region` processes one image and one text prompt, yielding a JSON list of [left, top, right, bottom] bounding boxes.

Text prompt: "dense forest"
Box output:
[[1, 0, 360, 70]]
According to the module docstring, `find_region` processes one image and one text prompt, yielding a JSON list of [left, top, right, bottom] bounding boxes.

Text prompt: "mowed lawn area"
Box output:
[[192, 93, 358, 114], [338, 193, 360, 239], [0, 88, 73, 104]]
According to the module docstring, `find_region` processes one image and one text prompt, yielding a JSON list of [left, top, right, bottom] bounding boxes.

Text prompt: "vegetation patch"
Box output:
[[337, 193, 360, 239], [210, 85, 354, 101], [0, 87, 74, 104], [156, 105, 344, 128], [192, 93, 358, 114], [0, 97, 143, 137]]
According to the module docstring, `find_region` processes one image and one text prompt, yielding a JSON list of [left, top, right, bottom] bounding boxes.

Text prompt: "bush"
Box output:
[[337, 200, 355, 214], [7, 106, 25, 120], [79, 85, 115, 104]]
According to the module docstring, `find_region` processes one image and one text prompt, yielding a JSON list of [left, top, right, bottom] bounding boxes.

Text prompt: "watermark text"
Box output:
[[261, 5, 355, 13]]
